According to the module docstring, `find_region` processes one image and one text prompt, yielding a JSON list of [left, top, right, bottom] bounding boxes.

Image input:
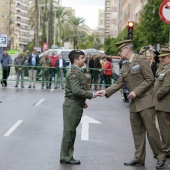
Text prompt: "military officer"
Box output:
[[154, 49, 170, 158], [97, 40, 166, 169], [60, 50, 97, 165]]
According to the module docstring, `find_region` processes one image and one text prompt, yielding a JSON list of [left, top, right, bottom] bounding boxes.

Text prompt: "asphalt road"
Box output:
[[0, 83, 170, 170]]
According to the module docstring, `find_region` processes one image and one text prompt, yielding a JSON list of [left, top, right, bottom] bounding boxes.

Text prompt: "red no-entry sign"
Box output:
[[159, 0, 170, 24]]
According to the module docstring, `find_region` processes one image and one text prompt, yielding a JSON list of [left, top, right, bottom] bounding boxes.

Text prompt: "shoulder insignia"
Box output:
[[71, 69, 76, 72]]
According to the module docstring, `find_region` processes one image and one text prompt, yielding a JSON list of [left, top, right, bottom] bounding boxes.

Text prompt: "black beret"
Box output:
[[69, 50, 85, 57]]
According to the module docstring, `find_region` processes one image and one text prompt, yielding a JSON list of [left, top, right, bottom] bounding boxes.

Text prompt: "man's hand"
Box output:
[[95, 90, 106, 97], [128, 91, 137, 99], [83, 102, 88, 109]]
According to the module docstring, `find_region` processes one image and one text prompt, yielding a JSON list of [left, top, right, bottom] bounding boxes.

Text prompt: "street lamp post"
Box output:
[[46, 22, 49, 43], [53, 9, 56, 45]]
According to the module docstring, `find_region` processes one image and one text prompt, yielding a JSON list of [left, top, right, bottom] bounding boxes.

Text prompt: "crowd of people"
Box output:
[[0, 49, 116, 90], [0, 49, 67, 89]]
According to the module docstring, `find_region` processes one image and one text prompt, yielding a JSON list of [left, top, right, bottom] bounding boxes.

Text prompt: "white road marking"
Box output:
[[34, 98, 44, 106], [3, 120, 23, 136], [50, 89, 54, 92], [80, 115, 101, 141]]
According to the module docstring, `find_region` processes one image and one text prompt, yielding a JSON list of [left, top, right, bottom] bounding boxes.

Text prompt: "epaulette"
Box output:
[[71, 67, 77, 72]]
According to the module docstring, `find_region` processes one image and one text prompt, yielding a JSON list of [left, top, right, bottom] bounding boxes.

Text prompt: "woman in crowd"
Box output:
[[103, 56, 112, 88], [146, 50, 158, 77]]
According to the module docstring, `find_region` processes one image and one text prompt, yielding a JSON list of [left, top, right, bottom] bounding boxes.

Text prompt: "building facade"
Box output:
[[118, 0, 148, 33], [104, 0, 118, 38], [9, 0, 30, 51], [0, 0, 10, 49]]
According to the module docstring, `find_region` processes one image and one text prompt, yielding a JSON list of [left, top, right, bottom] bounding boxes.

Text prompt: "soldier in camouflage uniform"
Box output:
[[60, 50, 97, 165]]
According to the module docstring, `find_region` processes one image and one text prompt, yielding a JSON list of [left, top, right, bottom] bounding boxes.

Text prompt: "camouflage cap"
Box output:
[[158, 48, 170, 57], [115, 40, 132, 51]]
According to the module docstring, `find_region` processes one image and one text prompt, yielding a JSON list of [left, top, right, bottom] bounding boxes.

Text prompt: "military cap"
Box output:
[[158, 48, 170, 57], [115, 40, 132, 51], [68, 50, 85, 57]]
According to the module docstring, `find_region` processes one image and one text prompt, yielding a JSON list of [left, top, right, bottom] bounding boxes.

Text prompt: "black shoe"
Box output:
[[54, 87, 57, 89], [124, 160, 145, 166], [166, 155, 170, 158], [1, 82, 4, 87], [21, 86, 24, 88], [28, 86, 31, 88], [60, 159, 80, 165], [156, 160, 165, 169], [153, 155, 157, 159], [33, 85, 35, 88], [14, 85, 18, 88]]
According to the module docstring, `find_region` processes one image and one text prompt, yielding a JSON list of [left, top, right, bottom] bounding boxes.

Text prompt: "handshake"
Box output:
[[93, 90, 106, 98]]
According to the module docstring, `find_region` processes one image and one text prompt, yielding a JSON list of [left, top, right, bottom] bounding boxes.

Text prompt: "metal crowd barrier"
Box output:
[[0, 65, 118, 89]]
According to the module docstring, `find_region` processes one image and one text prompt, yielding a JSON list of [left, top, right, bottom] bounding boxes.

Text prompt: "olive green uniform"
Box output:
[[154, 64, 170, 157], [60, 65, 93, 161], [105, 54, 165, 163]]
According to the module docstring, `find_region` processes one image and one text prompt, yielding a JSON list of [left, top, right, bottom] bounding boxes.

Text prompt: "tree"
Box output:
[[104, 28, 127, 55], [34, 0, 39, 47], [55, 6, 73, 45], [138, 0, 169, 46], [48, 0, 53, 48], [68, 16, 86, 49]]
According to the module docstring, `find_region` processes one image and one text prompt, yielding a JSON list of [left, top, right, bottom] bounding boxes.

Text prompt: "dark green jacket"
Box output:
[[64, 65, 93, 106]]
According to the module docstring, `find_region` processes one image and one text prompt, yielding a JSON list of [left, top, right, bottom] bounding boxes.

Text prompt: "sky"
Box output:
[[62, 0, 104, 29]]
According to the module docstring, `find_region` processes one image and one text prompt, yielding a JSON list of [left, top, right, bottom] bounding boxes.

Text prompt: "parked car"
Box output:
[[39, 49, 72, 66]]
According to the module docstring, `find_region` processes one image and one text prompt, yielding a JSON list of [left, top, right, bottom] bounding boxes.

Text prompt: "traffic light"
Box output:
[[127, 21, 134, 39], [82, 34, 85, 40]]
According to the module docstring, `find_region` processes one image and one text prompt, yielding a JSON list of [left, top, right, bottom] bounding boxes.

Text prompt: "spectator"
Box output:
[[99, 56, 106, 89], [93, 54, 101, 90], [146, 50, 158, 77], [28, 49, 39, 88], [55, 52, 66, 89], [40, 53, 52, 89], [103, 56, 112, 88], [0, 51, 12, 87], [49, 51, 58, 89], [84, 54, 92, 90], [89, 55, 95, 88], [14, 52, 26, 88]]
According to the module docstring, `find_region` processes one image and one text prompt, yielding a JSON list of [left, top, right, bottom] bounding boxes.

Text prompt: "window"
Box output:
[[2, 0, 5, 6], [106, 1, 110, 6], [106, 20, 110, 24], [106, 14, 110, 18], [100, 20, 103, 25], [113, 12, 118, 19], [106, 7, 110, 12]]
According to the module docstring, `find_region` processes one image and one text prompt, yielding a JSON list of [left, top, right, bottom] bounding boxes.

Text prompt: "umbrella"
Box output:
[[84, 48, 101, 56]]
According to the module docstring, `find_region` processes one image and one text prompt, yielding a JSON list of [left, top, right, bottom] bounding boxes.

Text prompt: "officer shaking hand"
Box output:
[[60, 50, 98, 165]]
